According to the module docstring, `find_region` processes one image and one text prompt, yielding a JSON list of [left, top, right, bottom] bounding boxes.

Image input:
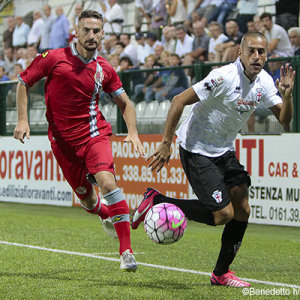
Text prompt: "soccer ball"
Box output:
[[144, 203, 187, 244]]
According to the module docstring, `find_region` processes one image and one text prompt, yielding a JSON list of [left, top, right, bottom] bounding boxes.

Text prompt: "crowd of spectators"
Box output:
[[0, 0, 299, 109]]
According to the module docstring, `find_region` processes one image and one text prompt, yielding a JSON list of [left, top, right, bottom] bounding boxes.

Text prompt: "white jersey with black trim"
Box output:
[[176, 58, 282, 157]]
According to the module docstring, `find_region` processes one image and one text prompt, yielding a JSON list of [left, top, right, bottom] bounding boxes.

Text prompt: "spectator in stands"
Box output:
[[4, 47, 16, 77], [149, 53, 188, 103], [288, 27, 300, 56], [261, 12, 294, 57], [185, 0, 221, 30], [183, 20, 210, 71], [9, 63, 23, 81], [136, 32, 151, 65], [154, 44, 164, 63], [238, 0, 258, 34], [72, 3, 83, 28], [275, 0, 299, 32], [160, 50, 171, 67], [134, 0, 152, 33], [145, 31, 162, 54], [174, 24, 193, 58], [109, 53, 121, 71], [100, 38, 113, 59], [150, 0, 167, 40], [253, 14, 263, 32], [162, 26, 176, 53], [0, 66, 10, 82], [208, 0, 238, 27], [69, 3, 83, 44], [49, 6, 69, 49], [119, 56, 134, 71], [3, 17, 15, 50], [39, 5, 55, 53], [120, 33, 138, 66], [214, 19, 242, 62], [0, 52, 5, 68], [166, 0, 188, 26], [13, 16, 30, 49], [109, 33, 119, 53], [184, 10, 202, 35], [16, 48, 26, 70], [25, 45, 38, 68], [27, 10, 44, 47], [207, 21, 228, 62], [247, 20, 256, 32], [114, 41, 126, 56], [133, 54, 159, 103], [100, 0, 124, 36]]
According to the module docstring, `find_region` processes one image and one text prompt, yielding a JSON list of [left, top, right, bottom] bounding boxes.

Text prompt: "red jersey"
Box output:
[[19, 44, 124, 146]]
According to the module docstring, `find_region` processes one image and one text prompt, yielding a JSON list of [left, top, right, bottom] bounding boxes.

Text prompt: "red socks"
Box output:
[[104, 188, 132, 255]]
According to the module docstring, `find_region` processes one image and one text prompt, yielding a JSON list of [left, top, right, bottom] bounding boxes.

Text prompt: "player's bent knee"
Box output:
[[213, 206, 234, 225], [235, 203, 251, 221], [100, 181, 118, 195]]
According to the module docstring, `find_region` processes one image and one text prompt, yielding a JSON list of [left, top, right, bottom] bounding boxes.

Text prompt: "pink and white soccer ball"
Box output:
[[144, 203, 187, 244]]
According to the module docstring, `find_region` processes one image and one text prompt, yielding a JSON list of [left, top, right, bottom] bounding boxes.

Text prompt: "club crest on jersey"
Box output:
[[95, 65, 104, 86], [256, 88, 263, 102], [212, 190, 222, 203], [210, 76, 223, 88]]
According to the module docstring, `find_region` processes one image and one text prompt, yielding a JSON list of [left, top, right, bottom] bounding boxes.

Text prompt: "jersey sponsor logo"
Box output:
[[256, 88, 263, 102], [75, 186, 87, 195], [212, 190, 222, 203], [42, 51, 49, 58]]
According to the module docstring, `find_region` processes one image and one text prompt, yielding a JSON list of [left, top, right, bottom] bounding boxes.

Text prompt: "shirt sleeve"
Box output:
[[192, 69, 228, 102], [102, 63, 124, 96], [18, 51, 56, 87]]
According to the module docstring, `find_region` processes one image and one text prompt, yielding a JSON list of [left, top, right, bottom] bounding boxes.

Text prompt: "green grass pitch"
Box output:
[[0, 202, 299, 299]]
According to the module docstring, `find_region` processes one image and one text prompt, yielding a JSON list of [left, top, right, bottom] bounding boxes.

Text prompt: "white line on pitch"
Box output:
[[0, 240, 299, 289]]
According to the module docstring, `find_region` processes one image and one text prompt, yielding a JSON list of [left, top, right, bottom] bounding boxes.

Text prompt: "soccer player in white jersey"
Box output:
[[14, 10, 144, 272], [132, 32, 295, 287]]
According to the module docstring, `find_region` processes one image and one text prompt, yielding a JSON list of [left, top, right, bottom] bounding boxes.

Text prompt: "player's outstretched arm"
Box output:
[[113, 92, 145, 156], [148, 87, 199, 172], [13, 82, 30, 144], [272, 64, 296, 126]]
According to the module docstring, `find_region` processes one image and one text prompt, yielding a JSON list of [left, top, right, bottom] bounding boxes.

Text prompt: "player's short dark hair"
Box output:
[[241, 31, 268, 49], [78, 10, 103, 23], [260, 12, 272, 21]]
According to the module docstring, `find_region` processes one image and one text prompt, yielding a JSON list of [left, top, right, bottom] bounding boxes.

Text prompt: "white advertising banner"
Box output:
[[1, 134, 299, 227], [236, 134, 300, 227], [0, 136, 73, 206]]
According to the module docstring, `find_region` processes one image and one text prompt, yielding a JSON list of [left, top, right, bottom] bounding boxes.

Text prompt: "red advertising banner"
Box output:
[[110, 134, 189, 210]]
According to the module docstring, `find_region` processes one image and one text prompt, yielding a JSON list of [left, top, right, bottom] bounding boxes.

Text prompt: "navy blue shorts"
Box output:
[[179, 147, 251, 212]]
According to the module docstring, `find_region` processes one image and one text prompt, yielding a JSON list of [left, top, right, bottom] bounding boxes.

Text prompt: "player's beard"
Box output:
[[79, 39, 99, 52]]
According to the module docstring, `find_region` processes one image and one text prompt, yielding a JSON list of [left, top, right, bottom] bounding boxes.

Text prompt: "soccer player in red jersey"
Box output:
[[13, 10, 144, 272]]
